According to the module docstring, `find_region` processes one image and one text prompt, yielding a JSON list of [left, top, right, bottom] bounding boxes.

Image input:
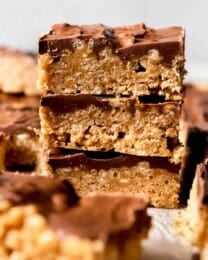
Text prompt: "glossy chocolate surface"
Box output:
[[39, 23, 184, 66], [0, 94, 39, 135], [48, 150, 180, 172], [41, 94, 180, 113]]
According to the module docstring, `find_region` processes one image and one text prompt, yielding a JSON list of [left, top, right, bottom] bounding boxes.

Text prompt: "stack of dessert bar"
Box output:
[[0, 47, 40, 172], [39, 23, 185, 208]]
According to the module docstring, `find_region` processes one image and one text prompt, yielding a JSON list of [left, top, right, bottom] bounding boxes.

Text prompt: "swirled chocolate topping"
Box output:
[[39, 23, 184, 66]]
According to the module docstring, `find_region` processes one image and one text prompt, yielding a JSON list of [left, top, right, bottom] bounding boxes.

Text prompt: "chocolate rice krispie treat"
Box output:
[[0, 173, 151, 260], [0, 94, 40, 171], [38, 23, 185, 101], [38, 22, 185, 209], [40, 94, 182, 157], [42, 149, 183, 208]]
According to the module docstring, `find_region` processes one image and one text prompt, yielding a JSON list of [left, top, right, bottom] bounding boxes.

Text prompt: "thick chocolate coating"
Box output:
[[41, 94, 180, 113], [0, 94, 40, 135], [48, 150, 180, 172], [0, 173, 150, 240], [41, 94, 111, 112], [0, 173, 79, 213], [49, 194, 150, 240], [39, 23, 184, 66], [0, 110, 39, 135]]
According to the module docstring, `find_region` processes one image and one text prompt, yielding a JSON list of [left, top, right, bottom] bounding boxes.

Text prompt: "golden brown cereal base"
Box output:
[[38, 44, 184, 100], [43, 159, 180, 209], [0, 201, 149, 260], [0, 47, 39, 96], [40, 99, 181, 157]]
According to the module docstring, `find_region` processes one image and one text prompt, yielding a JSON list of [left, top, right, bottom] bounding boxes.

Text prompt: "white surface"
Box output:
[[141, 209, 195, 260], [1, 0, 208, 80]]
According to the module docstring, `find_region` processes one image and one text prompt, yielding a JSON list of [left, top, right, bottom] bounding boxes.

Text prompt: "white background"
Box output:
[[0, 0, 207, 81]]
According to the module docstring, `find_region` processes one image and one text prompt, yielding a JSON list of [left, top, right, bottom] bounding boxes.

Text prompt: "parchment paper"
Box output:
[[140, 209, 198, 260]]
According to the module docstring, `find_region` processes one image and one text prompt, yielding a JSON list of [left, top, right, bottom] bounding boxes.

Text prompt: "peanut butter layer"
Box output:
[[0, 47, 39, 96], [43, 150, 181, 208], [38, 23, 185, 100], [0, 94, 40, 171], [0, 173, 151, 260], [40, 94, 182, 157]]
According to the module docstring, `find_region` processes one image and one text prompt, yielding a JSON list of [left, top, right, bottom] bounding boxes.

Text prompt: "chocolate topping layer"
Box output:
[[49, 194, 150, 240], [0, 173, 79, 213], [41, 94, 111, 112], [39, 23, 184, 66], [0, 109, 39, 135], [48, 150, 180, 172], [0, 173, 150, 240], [41, 94, 180, 113], [0, 94, 40, 135]]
